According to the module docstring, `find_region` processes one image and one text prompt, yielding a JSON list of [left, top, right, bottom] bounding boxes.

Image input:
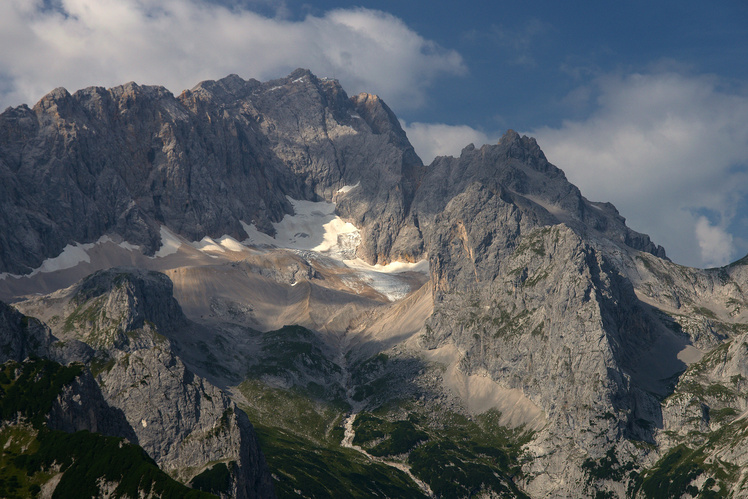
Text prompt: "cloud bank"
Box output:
[[0, 0, 464, 110], [400, 121, 499, 164], [533, 71, 748, 268]]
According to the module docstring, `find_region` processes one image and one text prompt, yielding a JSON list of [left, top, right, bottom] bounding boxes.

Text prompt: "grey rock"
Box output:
[[99, 340, 273, 498], [47, 367, 136, 441], [412, 131, 667, 263], [0, 69, 427, 275], [13, 268, 275, 498], [0, 300, 54, 363]]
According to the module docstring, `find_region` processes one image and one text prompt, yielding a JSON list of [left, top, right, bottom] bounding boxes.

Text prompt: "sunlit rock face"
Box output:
[[0, 68, 423, 275]]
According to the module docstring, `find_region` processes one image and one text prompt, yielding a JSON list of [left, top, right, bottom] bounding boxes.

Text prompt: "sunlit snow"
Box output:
[[241, 198, 359, 257], [153, 226, 182, 257], [2, 198, 428, 302], [190, 236, 225, 253], [1, 235, 139, 280], [336, 182, 360, 194], [240, 197, 428, 301]]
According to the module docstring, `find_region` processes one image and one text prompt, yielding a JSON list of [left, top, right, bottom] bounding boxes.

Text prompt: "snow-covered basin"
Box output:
[[2, 195, 428, 301], [0, 236, 140, 280], [241, 196, 428, 301]]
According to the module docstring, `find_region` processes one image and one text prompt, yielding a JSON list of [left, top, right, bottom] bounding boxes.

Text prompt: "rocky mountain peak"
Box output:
[[186, 73, 260, 104], [71, 267, 185, 335], [351, 91, 417, 153], [497, 129, 560, 175], [0, 69, 668, 276], [33, 86, 72, 112]]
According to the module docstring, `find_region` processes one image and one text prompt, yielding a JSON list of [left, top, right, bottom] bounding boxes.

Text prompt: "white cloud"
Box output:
[[0, 0, 464, 111], [695, 216, 735, 268], [531, 71, 748, 268], [401, 121, 499, 164]]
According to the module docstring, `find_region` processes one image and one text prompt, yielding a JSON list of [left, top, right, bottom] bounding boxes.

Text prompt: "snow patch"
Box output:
[[336, 181, 360, 194], [153, 226, 182, 258], [216, 235, 246, 252], [188, 234, 250, 255], [241, 198, 359, 258], [36, 244, 92, 274], [239, 197, 428, 301], [343, 258, 429, 301], [191, 236, 225, 253], [0, 235, 144, 280], [344, 258, 429, 275], [118, 240, 140, 251], [30, 237, 120, 276]]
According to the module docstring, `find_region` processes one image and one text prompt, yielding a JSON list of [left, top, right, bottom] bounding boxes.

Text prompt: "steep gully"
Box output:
[[334, 331, 434, 498]]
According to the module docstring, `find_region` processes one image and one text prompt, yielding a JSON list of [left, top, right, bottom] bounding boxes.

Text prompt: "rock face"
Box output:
[[0, 301, 53, 363], [0, 69, 423, 274], [46, 367, 136, 440], [411, 131, 666, 262], [10, 268, 275, 498]]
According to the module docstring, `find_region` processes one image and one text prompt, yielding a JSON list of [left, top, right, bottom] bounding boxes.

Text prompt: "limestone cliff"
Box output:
[[12, 268, 275, 498]]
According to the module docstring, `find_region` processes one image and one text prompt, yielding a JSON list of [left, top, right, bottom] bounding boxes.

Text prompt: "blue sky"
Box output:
[[1, 0, 747, 267]]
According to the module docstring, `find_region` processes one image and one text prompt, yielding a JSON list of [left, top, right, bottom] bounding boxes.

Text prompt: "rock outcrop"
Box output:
[[0, 300, 53, 363], [0, 69, 423, 274], [10, 268, 275, 498]]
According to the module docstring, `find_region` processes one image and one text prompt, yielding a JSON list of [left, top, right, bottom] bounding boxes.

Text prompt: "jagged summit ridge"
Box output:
[[0, 69, 663, 278], [0, 69, 425, 274]]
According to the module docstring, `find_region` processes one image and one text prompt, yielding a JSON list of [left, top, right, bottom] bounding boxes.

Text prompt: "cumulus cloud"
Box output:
[[531, 71, 748, 268], [695, 216, 735, 268], [400, 121, 499, 164], [0, 0, 464, 110]]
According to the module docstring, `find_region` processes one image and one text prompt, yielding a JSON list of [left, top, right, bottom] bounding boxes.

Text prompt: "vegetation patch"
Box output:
[[239, 380, 347, 446], [632, 442, 738, 498], [0, 359, 83, 428], [63, 296, 106, 334], [581, 448, 638, 484], [513, 227, 557, 259], [352, 413, 427, 456], [238, 382, 423, 498], [240, 372, 533, 498], [246, 326, 342, 396], [0, 426, 214, 499], [693, 306, 718, 320], [254, 423, 424, 498], [190, 461, 234, 496], [632, 445, 704, 498], [0, 358, 213, 498], [355, 406, 532, 498]]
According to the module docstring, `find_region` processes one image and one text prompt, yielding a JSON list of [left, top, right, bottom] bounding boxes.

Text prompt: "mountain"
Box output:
[[1, 69, 747, 498], [2, 269, 274, 498]]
